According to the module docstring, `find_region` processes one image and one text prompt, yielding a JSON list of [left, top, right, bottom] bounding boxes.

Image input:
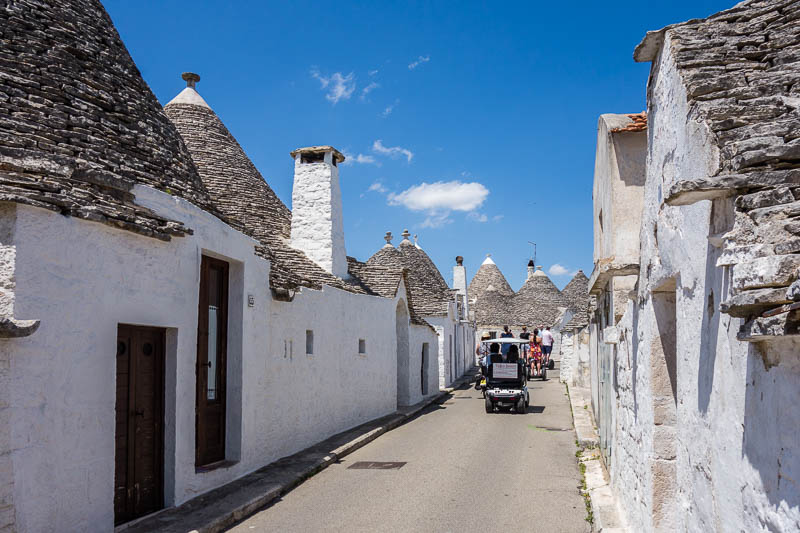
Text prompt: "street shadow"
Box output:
[[742, 340, 800, 518], [527, 405, 546, 414]]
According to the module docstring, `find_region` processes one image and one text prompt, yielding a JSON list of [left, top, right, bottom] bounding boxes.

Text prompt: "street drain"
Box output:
[[347, 461, 406, 470]]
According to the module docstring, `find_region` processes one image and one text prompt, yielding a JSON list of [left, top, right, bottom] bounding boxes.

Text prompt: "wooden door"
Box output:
[[115, 325, 164, 525], [196, 256, 229, 467]]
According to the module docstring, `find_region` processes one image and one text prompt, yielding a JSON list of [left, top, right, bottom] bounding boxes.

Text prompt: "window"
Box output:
[[358, 339, 366, 354], [306, 330, 314, 355]]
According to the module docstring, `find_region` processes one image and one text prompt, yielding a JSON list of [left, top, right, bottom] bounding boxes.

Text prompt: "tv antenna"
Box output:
[[527, 241, 537, 265]]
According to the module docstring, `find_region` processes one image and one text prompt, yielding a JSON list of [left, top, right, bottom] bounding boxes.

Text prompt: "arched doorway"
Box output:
[[396, 300, 410, 407]]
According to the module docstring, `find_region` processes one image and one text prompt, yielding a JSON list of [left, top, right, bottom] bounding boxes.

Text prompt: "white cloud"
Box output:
[[548, 264, 578, 277], [342, 152, 379, 166], [372, 139, 413, 162], [408, 55, 430, 70], [380, 100, 399, 118], [360, 81, 379, 99], [492, 214, 504, 222], [388, 181, 489, 212], [311, 69, 355, 104], [368, 69, 379, 76], [420, 213, 453, 228], [368, 181, 388, 193], [469, 212, 489, 223]]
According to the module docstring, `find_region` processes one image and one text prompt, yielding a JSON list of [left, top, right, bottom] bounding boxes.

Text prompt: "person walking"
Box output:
[[530, 328, 543, 378], [541, 326, 554, 369]]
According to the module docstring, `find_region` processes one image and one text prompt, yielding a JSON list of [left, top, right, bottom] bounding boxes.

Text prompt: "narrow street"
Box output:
[[229, 365, 590, 533]]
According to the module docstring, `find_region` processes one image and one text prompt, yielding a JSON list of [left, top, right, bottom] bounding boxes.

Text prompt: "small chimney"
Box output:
[[453, 256, 468, 318], [289, 146, 348, 278], [527, 259, 535, 279]]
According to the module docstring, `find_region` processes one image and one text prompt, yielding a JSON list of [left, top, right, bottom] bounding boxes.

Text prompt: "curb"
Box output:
[[122, 372, 475, 533], [567, 386, 627, 533]]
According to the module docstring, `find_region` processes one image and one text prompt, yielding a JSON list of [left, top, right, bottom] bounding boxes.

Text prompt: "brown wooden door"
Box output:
[[114, 325, 164, 525], [196, 256, 229, 467]]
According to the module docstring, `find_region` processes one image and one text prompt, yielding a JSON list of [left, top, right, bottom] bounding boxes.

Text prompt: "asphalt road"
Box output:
[[229, 364, 590, 533]]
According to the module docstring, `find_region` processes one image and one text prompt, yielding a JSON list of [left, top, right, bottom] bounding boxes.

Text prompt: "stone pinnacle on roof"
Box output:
[[182, 72, 200, 88], [167, 72, 211, 109], [482, 254, 496, 265], [401, 229, 411, 243], [383, 231, 394, 247]]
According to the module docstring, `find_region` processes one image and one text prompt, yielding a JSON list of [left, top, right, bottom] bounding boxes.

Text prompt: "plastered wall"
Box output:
[[599, 32, 800, 533], [0, 183, 422, 532]]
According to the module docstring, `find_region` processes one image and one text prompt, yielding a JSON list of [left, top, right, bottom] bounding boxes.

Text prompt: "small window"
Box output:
[[306, 330, 314, 355], [358, 339, 366, 354]]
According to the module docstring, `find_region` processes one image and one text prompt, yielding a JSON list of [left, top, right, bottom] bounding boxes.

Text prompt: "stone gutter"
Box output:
[[118, 370, 477, 533], [568, 385, 628, 533]]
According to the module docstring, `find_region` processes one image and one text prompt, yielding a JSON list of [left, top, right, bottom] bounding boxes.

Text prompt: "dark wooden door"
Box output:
[[196, 255, 229, 467], [115, 325, 164, 525]]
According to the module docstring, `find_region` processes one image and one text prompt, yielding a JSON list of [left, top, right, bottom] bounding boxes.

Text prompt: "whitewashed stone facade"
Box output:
[[583, 2, 800, 531]]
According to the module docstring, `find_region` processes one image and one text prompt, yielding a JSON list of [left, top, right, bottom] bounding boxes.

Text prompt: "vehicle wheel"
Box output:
[[516, 398, 526, 413], [542, 368, 547, 380], [549, 359, 555, 370], [485, 398, 493, 413]]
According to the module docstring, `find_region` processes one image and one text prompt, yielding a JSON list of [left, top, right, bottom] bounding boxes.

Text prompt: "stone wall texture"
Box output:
[[590, 2, 800, 531], [0, 0, 218, 241]]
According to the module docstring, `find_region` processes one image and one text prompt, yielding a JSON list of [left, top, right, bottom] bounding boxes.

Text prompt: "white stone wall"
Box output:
[[407, 324, 440, 405], [0, 184, 409, 532], [593, 115, 646, 266], [290, 153, 348, 279], [594, 32, 800, 533], [425, 310, 474, 389]]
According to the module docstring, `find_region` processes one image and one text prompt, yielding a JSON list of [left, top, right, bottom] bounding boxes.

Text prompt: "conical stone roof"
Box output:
[[512, 266, 569, 328], [165, 78, 373, 294], [0, 0, 217, 240], [367, 232, 453, 316], [468, 256, 514, 300], [561, 270, 590, 330]]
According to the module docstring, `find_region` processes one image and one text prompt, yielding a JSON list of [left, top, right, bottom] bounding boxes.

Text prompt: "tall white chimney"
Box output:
[[527, 259, 536, 280], [289, 146, 348, 279], [453, 255, 468, 319]]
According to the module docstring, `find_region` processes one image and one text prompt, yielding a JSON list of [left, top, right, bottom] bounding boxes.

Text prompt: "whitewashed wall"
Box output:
[[407, 324, 440, 405], [600, 32, 800, 533], [425, 308, 473, 389], [0, 183, 411, 532]]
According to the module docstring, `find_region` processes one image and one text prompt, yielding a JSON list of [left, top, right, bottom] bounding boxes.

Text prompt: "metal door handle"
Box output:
[[200, 361, 212, 368]]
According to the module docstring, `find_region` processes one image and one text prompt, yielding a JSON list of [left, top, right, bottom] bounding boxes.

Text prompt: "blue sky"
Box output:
[[105, 0, 734, 290]]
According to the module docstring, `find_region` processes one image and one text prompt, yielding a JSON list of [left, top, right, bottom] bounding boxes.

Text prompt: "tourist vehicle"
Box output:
[[480, 338, 530, 413]]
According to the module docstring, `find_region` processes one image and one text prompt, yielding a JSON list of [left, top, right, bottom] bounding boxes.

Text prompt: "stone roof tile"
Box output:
[[640, 0, 800, 319], [0, 0, 218, 241], [367, 234, 454, 317]]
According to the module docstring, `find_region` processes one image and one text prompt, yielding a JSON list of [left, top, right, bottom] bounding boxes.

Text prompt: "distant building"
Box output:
[[468, 256, 588, 351]]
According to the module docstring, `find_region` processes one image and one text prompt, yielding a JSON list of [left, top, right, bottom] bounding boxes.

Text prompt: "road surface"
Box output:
[[229, 365, 590, 533]]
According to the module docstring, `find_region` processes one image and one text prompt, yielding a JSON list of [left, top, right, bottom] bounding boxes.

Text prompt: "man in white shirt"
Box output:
[[541, 327, 554, 366]]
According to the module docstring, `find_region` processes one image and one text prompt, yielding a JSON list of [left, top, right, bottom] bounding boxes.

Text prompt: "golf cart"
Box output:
[[484, 357, 529, 413]]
